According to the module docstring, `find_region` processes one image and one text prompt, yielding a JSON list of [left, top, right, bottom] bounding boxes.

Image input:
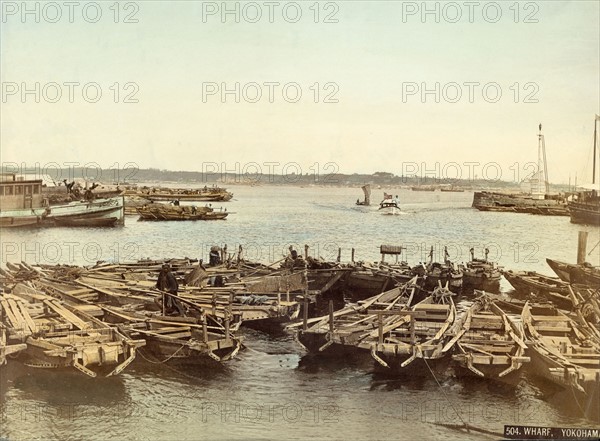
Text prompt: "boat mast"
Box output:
[[535, 123, 548, 197]]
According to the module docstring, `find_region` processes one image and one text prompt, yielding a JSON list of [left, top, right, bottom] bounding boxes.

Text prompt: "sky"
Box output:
[[1, 1, 599, 184]]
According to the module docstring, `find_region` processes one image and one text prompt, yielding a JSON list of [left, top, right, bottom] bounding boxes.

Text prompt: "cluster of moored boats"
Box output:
[[1, 246, 598, 418]]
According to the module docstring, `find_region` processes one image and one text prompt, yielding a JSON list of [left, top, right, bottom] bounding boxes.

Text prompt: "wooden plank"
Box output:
[[43, 300, 89, 330]]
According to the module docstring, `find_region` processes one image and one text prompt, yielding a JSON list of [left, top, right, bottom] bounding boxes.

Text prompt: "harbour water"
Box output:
[[1, 186, 599, 440]]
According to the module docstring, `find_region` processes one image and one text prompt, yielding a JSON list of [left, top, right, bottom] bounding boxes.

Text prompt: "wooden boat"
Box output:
[[53, 217, 120, 227], [136, 204, 229, 221], [451, 293, 529, 379], [461, 249, 501, 291], [412, 262, 463, 293], [100, 305, 241, 364], [345, 263, 413, 301], [357, 286, 457, 370], [0, 323, 27, 365], [355, 184, 371, 206], [546, 258, 600, 287], [0, 286, 145, 377], [129, 186, 233, 202], [502, 270, 572, 306], [294, 279, 419, 354], [521, 302, 600, 408], [411, 186, 435, 191]]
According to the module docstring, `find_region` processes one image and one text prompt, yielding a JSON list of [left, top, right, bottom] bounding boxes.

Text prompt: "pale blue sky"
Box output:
[[1, 1, 599, 183]]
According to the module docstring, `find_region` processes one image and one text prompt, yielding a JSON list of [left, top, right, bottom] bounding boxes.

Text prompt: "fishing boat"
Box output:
[[451, 293, 529, 379], [568, 115, 600, 225], [136, 204, 229, 221], [378, 193, 400, 215], [0, 174, 125, 228], [545, 258, 600, 288], [521, 302, 600, 416], [0, 286, 145, 377]]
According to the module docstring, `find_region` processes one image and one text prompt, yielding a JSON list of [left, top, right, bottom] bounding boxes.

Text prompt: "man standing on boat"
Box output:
[[156, 264, 184, 315]]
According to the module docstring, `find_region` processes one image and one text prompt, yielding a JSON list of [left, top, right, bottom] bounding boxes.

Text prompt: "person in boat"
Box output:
[[173, 199, 180, 206], [209, 246, 222, 266], [191, 205, 197, 215], [394, 195, 399, 205], [156, 264, 184, 315]]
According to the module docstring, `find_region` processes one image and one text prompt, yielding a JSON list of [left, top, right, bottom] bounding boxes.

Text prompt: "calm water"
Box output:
[[1, 186, 599, 440]]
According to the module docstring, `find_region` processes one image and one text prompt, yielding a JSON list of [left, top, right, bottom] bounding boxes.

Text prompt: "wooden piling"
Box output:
[[303, 295, 308, 331], [304, 245, 309, 259], [577, 231, 588, 264], [202, 313, 208, 343], [337, 248, 341, 263], [328, 301, 334, 334], [351, 248, 355, 263]]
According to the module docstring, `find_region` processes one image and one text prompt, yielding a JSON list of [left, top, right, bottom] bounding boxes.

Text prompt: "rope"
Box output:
[[137, 345, 186, 364], [587, 240, 600, 256], [422, 358, 470, 432], [422, 357, 507, 438]]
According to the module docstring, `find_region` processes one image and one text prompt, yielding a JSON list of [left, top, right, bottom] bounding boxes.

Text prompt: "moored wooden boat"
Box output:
[[546, 258, 600, 287], [358, 286, 457, 370], [502, 270, 572, 307], [100, 305, 241, 364], [451, 293, 529, 379], [293, 278, 419, 354], [0, 323, 27, 365], [461, 250, 501, 291], [53, 217, 120, 227], [0, 286, 145, 377], [521, 301, 600, 408]]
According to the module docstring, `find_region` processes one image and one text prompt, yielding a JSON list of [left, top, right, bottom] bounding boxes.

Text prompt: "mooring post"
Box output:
[[202, 313, 208, 343], [225, 311, 230, 343], [303, 295, 308, 330], [351, 248, 355, 263], [328, 300, 334, 334], [337, 248, 341, 263], [304, 244, 309, 259], [577, 231, 588, 264]]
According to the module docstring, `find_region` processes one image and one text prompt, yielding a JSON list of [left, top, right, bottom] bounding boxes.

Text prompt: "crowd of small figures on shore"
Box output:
[[1, 246, 599, 418]]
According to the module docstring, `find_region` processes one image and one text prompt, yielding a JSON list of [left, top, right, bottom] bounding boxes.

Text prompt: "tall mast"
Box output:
[[536, 123, 547, 196]]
